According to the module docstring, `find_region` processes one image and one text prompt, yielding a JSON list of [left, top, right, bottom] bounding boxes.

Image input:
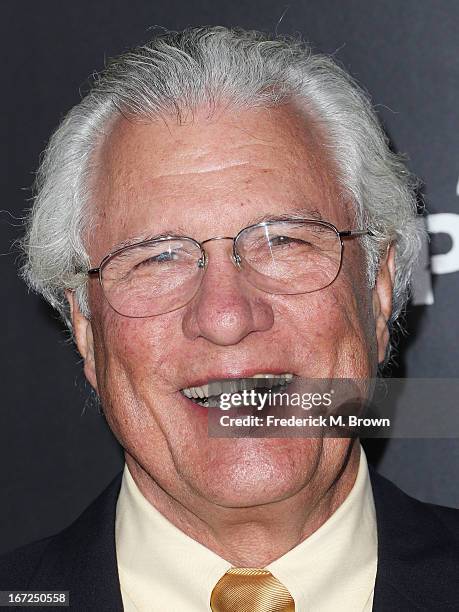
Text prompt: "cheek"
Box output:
[[281, 274, 376, 377], [89, 313, 167, 450], [328, 281, 376, 375], [90, 301, 187, 401], [93, 315, 156, 384]]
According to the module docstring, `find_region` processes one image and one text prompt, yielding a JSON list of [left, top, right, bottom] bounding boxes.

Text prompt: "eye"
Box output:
[[155, 250, 179, 263], [138, 250, 180, 267], [268, 235, 310, 248]]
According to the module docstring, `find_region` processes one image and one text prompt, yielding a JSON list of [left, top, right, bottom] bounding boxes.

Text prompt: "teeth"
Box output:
[[252, 373, 293, 380], [181, 373, 294, 403]]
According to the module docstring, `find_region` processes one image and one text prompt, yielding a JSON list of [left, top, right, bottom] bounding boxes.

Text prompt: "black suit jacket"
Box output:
[[1, 469, 458, 611]]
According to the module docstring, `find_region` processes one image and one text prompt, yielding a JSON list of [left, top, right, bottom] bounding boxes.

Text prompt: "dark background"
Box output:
[[1, 1, 458, 555]]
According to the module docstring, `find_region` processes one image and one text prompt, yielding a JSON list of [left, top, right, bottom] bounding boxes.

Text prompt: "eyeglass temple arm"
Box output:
[[87, 268, 100, 276]]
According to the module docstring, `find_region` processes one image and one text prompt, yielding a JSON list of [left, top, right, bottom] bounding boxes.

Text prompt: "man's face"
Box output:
[[73, 105, 392, 508]]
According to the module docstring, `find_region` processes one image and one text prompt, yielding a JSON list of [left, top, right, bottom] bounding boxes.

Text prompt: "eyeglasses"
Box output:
[[86, 219, 372, 318]]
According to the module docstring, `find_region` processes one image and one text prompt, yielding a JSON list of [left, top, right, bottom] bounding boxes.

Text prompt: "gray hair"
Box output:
[[21, 26, 423, 338]]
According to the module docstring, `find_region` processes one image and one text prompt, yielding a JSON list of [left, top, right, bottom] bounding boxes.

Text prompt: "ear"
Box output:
[[65, 290, 98, 392], [372, 244, 396, 363]]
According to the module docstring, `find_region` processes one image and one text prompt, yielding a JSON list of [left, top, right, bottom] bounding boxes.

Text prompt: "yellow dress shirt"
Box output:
[[115, 445, 377, 611]]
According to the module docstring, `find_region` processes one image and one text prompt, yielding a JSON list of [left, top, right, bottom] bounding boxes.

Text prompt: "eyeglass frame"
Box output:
[[86, 218, 374, 315]]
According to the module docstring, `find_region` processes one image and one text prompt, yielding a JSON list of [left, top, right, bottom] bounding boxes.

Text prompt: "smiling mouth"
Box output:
[[180, 373, 294, 407]]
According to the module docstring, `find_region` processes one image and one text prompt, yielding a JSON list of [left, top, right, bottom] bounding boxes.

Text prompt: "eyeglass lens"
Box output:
[[99, 222, 342, 317]]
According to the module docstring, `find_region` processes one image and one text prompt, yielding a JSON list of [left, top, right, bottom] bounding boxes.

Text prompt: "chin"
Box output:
[[182, 437, 322, 507]]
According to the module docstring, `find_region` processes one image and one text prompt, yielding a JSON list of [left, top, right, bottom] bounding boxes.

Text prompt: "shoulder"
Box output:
[[370, 468, 459, 610], [0, 536, 54, 589], [370, 466, 459, 540], [427, 500, 459, 540], [0, 472, 123, 592]]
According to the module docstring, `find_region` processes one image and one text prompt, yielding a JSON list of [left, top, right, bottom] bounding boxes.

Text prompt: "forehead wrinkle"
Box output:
[[151, 159, 251, 180], [144, 141, 292, 182]]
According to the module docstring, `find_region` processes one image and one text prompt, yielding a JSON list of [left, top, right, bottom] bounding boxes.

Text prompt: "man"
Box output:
[[1, 26, 458, 611]]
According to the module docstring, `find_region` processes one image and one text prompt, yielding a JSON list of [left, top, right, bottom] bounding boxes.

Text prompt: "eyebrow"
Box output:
[[109, 229, 189, 253], [249, 207, 325, 225], [108, 205, 325, 253]]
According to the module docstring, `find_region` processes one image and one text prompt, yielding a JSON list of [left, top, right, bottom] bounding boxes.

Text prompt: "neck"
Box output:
[[125, 441, 360, 567]]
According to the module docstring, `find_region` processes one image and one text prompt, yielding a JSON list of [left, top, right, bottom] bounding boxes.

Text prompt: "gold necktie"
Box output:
[[210, 568, 295, 612]]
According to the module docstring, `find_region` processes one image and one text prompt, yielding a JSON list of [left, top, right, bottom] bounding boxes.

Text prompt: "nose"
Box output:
[[181, 241, 274, 345]]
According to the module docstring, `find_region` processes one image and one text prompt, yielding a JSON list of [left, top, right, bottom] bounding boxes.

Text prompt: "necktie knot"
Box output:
[[210, 567, 295, 611]]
